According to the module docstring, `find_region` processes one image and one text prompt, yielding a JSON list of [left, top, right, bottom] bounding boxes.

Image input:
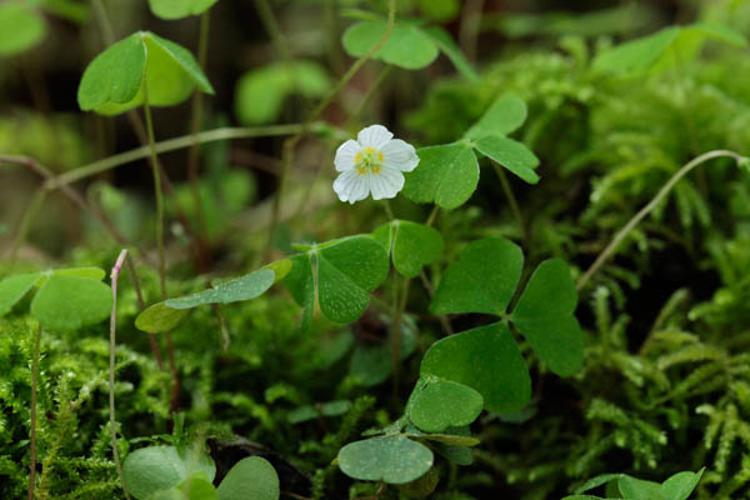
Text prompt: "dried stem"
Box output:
[[109, 250, 129, 498]]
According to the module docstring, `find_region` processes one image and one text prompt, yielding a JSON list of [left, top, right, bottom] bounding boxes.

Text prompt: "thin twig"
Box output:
[[577, 149, 744, 291], [109, 250, 130, 498]]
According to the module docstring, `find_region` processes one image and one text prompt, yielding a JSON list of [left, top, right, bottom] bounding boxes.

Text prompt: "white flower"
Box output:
[[333, 124, 419, 204]]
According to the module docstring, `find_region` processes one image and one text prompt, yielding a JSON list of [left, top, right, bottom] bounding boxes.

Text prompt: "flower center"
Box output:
[[354, 146, 384, 176]]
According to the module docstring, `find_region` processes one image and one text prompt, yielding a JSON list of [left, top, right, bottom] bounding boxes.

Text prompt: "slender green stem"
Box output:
[[187, 11, 212, 237], [142, 100, 167, 298], [426, 205, 439, 227], [391, 276, 410, 397], [492, 162, 527, 244], [577, 149, 745, 291], [124, 254, 164, 370], [41, 124, 321, 189], [109, 250, 129, 499], [459, 0, 484, 63], [347, 64, 393, 126], [28, 323, 41, 500], [383, 200, 395, 220], [263, 0, 398, 259], [6, 187, 46, 262]]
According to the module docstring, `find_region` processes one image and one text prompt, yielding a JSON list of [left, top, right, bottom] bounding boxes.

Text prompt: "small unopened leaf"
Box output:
[[474, 135, 540, 184], [373, 220, 444, 278], [148, 0, 218, 20], [409, 378, 483, 432], [217, 456, 280, 500], [0, 273, 39, 317], [0, 2, 46, 56], [166, 268, 275, 310], [465, 94, 528, 139], [343, 21, 439, 70], [431, 238, 523, 316], [511, 259, 584, 376], [30, 275, 112, 331], [420, 322, 531, 413], [338, 436, 433, 484], [402, 142, 478, 209], [135, 302, 189, 333], [123, 446, 216, 500]]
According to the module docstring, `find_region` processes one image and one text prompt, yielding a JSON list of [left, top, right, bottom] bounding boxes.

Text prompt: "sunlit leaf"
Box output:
[[465, 93, 528, 139], [420, 322, 532, 413], [431, 238, 523, 316], [338, 435, 433, 484], [402, 142, 478, 209], [474, 136, 540, 184], [78, 31, 214, 115], [373, 220, 444, 278]]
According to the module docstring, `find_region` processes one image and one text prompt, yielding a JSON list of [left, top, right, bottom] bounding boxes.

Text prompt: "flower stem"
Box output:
[[27, 323, 41, 500], [577, 149, 745, 291], [391, 275, 410, 398], [492, 162, 527, 244], [109, 250, 129, 499], [142, 99, 167, 298]]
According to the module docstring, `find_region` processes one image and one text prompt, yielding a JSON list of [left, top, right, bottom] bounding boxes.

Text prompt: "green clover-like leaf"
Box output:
[[343, 21, 439, 70], [431, 238, 523, 316], [473, 135, 540, 184], [148, 0, 218, 20], [511, 259, 584, 376], [402, 142, 478, 209], [235, 60, 331, 125], [420, 322, 532, 413], [217, 456, 280, 500], [373, 220, 444, 278], [337, 435, 434, 485], [135, 302, 189, 334], [283, 235, 389, 324], [0, 273, 39, 317], [78, 31, 214, 115], [408, 378, 484, 433], [122, 445, 216, 500], [31, 274, 112, 332], [165, 267, 278, 310], [465, 93, 528, 140], [0, 1, 46, 57]]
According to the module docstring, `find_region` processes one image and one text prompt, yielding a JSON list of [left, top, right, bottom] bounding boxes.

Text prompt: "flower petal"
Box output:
[[334, 139, 361, 172], [334, 170, 370, 204], [382, 139, 419, 172], [357, 124, 393, 149], [370, 167, 405, 200]]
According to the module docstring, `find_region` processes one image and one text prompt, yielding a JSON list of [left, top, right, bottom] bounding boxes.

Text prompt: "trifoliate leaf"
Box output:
[[420, 322, 532, 413], [217, 457, 280, 500], [402, 142, 479, 209], [30, 275, 112, 331], [422, 26, 478, 81], [0, 1, 46, 56], [165, 268, 276, 310], [148, 0, 218, 20], [511, 259, 584, 376], [474, 135, 540, 184], [465, 93, 528, 139], [283, 235, 389, 324], [151, 474, 218, 500], [135, 302, 189, 334], [373, 220, 444, 278], [235, 60, 331, 125], [408, 378, 483, 433], [78, 31, 214, 115], [342, 21, 439, 70], [122, 445, 216, 500], [0, 273, 40, 317], [337, 435, 434, 484], [431, 237, 523, 316]]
